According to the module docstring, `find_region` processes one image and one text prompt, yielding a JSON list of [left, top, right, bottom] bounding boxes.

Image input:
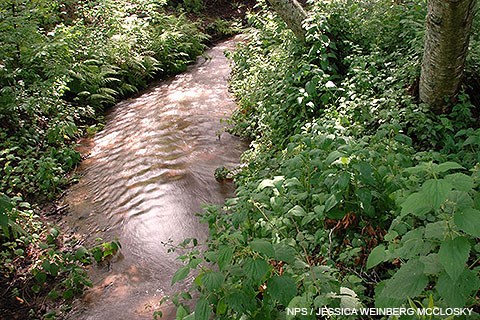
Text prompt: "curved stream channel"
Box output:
[[62, 37, 247, 319]]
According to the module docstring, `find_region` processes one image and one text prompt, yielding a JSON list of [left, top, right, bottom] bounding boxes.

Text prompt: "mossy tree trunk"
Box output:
[[267, 0, 307, 41], [419, 0, 476, 113]]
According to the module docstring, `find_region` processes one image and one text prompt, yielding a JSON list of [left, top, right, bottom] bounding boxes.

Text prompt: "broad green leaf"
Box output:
[[250, 239, 275, 258], [420, 179, 453, 210], [258, 179, 275, 190], [314, 295, 332, 308], [194, 298, 211, 320], [229, 264, 243, 277], [335, 172, 350, 190], [312, 266, 339, 284], [353, 162, 375, 185], [287, 296, 308, 320], [301, 213, 315, 226], [194, 274, 203, 287], [217, 245, 233, 271], [42, 260, 51, 273], [424, 221, 448, 240], [438, 237, 470, 281], [267, 275, 297, 306], [305, 80, 316, 95], [419, 254, 442, 275], [182, 313, 194, 320], [243, 258, 270, 284], [324, 194, 338, 212], [92, 248, 103, 262], [437, 162, 464, 173], [172, 266, 190, 285], [454, 208, 480, 237], [288, 205, 306, 217], [357, 188, 374, 216], [0, 194, 12, 234], [445, 173, 474, 191], [181, 292, 192, 300], [382, 259, 428, 300], [63, 289, 74, 300], [445, 190, 474, 211], [398, 227, 423, 242], [0, 194, 13, 214], [326, 151, 344, 165], [436, 270, 480, 307], [404, 163, 430, 175], [397, 237, 431, 260], [374, 281, 404, 308], [225, 290, 256, 313], [216, 299, 227, 315], [285, 177, 302, 188], [273, 243, 296, 264], [356, 188, 372, 207], [400, 192, 431, 217], [203, 251, 217, 263], [313, 205, 325, 216], [367, 245, 387, 269], [474, 192, 480, 209], [188, 258, 202, 269], [176, 305, 189, 319], [75, 246, 89, 260], [394, 134, 412, 146], [0, 212, 8, 233], [201, 272, 225, 291], [338, 287, 361, 309], [384, 230, 398, 242]]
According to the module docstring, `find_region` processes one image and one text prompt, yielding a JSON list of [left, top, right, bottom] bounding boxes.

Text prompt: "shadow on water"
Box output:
[[62, 36, 248, 319]]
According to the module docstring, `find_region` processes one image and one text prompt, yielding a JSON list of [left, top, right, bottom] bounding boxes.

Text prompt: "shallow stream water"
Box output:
[[62, 37, 246, 319]]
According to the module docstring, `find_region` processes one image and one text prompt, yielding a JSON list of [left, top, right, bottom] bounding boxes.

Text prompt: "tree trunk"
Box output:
[[267, 0, 307, 41], [419, 0, 476, 114]]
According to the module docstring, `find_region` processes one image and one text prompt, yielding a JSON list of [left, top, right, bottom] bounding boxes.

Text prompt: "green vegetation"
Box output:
[[206, 18, 243, 40], [170, 0, 480, 318], [0, 0, 207, 317], [181, 0, 205, 13]]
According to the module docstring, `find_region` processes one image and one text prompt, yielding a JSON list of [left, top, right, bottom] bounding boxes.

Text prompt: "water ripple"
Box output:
[[64, 36, 248, 320]]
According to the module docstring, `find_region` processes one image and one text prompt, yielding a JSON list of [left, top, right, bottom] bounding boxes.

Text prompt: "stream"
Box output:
[[62, 37, 247, 319]]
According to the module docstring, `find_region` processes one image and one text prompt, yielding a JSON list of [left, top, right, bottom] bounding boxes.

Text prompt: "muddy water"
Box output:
[[63, 37, 247, 319]]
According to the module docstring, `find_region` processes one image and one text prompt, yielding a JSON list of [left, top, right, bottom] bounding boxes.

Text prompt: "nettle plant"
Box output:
[[167, 0, 480, 318], [165, 125, 414, 319], [369, 162, 480, 309]]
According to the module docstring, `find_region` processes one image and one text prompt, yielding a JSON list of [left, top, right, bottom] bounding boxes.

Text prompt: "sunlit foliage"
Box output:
[[171, 0, 480, 318], [0, 0, 206, 316]]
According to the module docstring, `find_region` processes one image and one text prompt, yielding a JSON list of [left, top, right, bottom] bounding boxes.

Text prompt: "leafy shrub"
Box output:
[[182, 0, 204, 13], [206, 19, 242, 39], [0, 0, 207, 200], [0, 193, 121, 316], [172, 0, 480, 318], [371, 162, 480, 309], [0, 0, 207, 316]]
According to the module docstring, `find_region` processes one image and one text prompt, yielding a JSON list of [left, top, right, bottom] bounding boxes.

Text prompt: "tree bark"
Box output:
[[267, 0, 307, 41], [419, 0, 476, 113]]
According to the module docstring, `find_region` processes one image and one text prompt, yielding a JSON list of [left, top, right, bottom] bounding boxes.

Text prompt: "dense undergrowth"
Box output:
[[0, 0, 210, 318], [171, 0, 480, 318]]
